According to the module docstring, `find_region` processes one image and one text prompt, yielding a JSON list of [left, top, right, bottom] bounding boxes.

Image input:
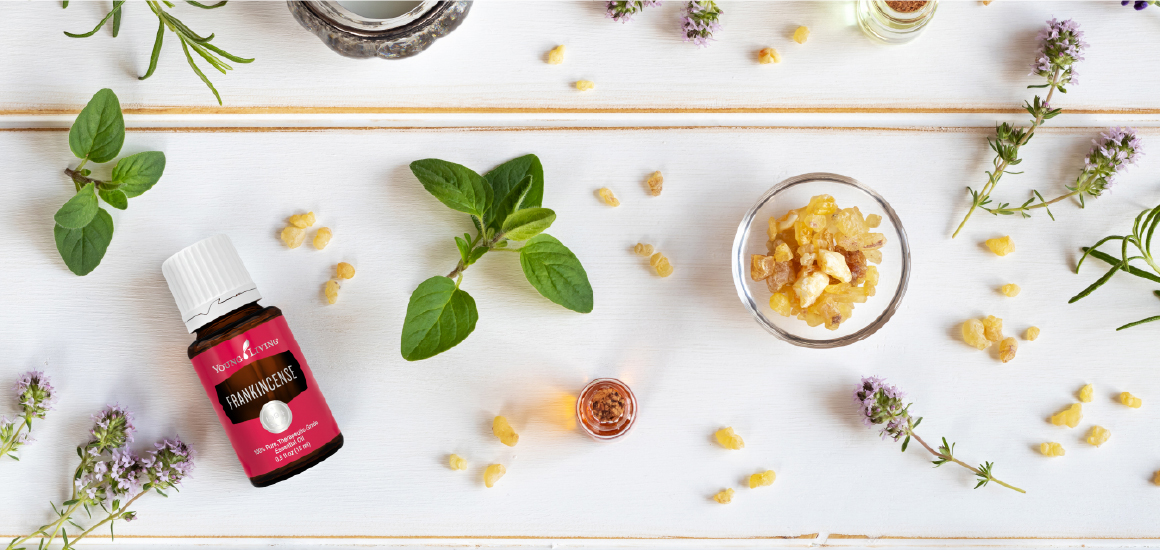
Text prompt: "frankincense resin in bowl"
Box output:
[[732, 173, 910, 348]]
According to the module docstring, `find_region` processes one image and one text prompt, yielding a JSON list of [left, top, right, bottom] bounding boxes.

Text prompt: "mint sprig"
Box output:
[[55, 89, 166, 276], [401, 155, 593, 361]]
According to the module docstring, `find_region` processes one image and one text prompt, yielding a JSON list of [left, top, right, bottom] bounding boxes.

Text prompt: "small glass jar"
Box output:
[[576, 378, 637, 441], [856, 0, 938, 45]]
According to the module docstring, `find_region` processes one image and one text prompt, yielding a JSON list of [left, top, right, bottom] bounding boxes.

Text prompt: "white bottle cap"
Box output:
[[162, 234, 263, 333]]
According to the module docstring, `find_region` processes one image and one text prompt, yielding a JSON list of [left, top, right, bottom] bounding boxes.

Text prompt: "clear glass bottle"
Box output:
[[577, 378, 637, 441], [856, 0, 938, 45]]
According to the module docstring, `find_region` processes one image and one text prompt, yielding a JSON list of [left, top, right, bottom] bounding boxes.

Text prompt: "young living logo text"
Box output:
[[210, 338, 279, 373]]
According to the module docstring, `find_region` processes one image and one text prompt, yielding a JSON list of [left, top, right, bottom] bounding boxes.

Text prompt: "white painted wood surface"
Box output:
[[2, 1, 1160, 113], [2, 126, 1160, 548]]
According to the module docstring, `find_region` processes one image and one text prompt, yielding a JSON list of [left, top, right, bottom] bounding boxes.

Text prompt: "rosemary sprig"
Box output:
[[63, 1, 252, 105], [1070, 203, 1160, 330]]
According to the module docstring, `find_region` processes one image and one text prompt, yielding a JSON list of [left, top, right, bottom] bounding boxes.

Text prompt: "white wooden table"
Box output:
[[3, 2, 1160, 549]]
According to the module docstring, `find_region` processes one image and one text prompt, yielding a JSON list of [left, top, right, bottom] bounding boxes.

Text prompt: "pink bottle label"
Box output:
[[189, 316, 341, 478]]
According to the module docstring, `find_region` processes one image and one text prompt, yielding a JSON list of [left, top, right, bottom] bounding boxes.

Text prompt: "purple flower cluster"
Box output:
[[15, 370, 56, 419], [90, 404, 136, 452], [682, 1, 722, 47], [854, 376, 911, 441], [143, 437, 196, 488], [1031, 19, 1087, 87], [606, 0, 661, 23], [1122, 1, 1157, 10], [1082, 127, 1143, 196]]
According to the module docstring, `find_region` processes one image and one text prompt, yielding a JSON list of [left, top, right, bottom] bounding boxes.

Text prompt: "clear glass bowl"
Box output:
[[731, 173, 911, 348]]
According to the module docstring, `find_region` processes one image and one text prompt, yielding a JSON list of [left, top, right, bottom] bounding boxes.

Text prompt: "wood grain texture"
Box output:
[[2, 1, 1160, 113], [2, 127, 1160, 544]]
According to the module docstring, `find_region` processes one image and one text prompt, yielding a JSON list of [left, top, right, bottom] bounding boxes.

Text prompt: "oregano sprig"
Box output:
[[55, 89, 166, 276], [1070, 203, 1160, 330], [855, 376, 1025, 493], [952, 18, 1086, 238], [63, 1, 252, 105], [401, 154, 594, 361]]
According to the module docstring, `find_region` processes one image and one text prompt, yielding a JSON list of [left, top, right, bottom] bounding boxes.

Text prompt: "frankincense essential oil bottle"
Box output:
[[162, 234, 343, 487]]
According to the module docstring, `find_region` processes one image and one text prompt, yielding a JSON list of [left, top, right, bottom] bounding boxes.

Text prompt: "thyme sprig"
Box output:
[[953, 18, 1086, 238], [856, 377, 1025, 493], [983, 127, 1142, 219], [63, 1, 251, 105], [1070, 203, 1160, 330]]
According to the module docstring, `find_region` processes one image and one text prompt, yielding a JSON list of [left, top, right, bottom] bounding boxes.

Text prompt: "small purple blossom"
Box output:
[[1031, 19, 1087, 88], [15, 371, 55, 419], [143, 436, 196, 488], [90, 404, 135, 451], [682, 1, 722, 47], [1079, 127, 1142, 196], [854, 376, 912, 441], [606, 0, 660, 23], [1123, 1, 1156, 9]]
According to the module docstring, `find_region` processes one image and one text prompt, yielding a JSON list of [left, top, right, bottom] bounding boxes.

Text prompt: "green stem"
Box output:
[[68, 491, 148, 546], [908, 431, 1025, 493], [0, 420, 28, 458], [445, 228, 506, 279], [952, 70, 1060, 238]]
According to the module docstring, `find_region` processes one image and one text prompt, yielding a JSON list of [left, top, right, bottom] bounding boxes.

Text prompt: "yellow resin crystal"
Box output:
[[985, 235, 1015, 256], [773, 243, 792, 262], [1026, 326, 1040, 341], [749, 470, 776, 488], [449, 454, 468, 471], [793, 25, 810, 44], [280, 226, 306, 249], [324, 279, 340, 305], [769, 292, 792, 317], [1086, 425, 1110, 447], [1050, 403, 1082, 428], [288, 211, 316, 229], [597, 187, 619, 207], [961, 319, 990, 350], [715, 427, 745, 450], [492, 416, 519, 447], [999, 337, 1018, 363], [575, 80, 595, 91], [484, 464, 506, 487], [1153, 471, 1160, 486], [547, 45, 565, 64], [1078, 384, 1093, 403], [1119, 392, 1143, 409], [634, 243, 655, 256], [1039, 442, 1065, 457], [313, 227, 332, 250], [336, 262, 356, 280], [1001, 283, 1021, 297], [650, 252, 674, 277], [647, 171, 664, 196], [865, 214, 882, 228], [982, 315, 1004, 342], [713, 488, 735, 504], [758, 47, 781, 64]]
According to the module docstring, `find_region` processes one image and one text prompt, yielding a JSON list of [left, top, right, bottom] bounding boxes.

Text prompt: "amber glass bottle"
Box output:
[[164, 235, 343, 487]]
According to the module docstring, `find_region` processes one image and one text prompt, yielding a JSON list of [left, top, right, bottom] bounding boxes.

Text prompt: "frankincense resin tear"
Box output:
[[1039, 442, 1065, 457], [752, 194, 885, 330], [484, 464, 506, 487], [449, 454, 468, 471], [1050, 403, 1082, 428], [749, 470, 776, 488], [715, 427, 745, 450], [492, 416, 519, 447], [713, 488, 735, 504]]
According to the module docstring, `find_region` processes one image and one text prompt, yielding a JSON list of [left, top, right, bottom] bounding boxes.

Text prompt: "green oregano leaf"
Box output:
[[454, 234, 471, 265], [400, 276, 479, 361], [54, 183, 99, 229], [409, 159, 491, 219], [98, 188, 129, 210], [485, 174, 531, 231], [501, 207, 555, 241], [54, 209, 114, 276], [68, 89, 124, 163], [484, 154, 543, 227], [518, 234, 593, 313], [111, 151, 166, 198]]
